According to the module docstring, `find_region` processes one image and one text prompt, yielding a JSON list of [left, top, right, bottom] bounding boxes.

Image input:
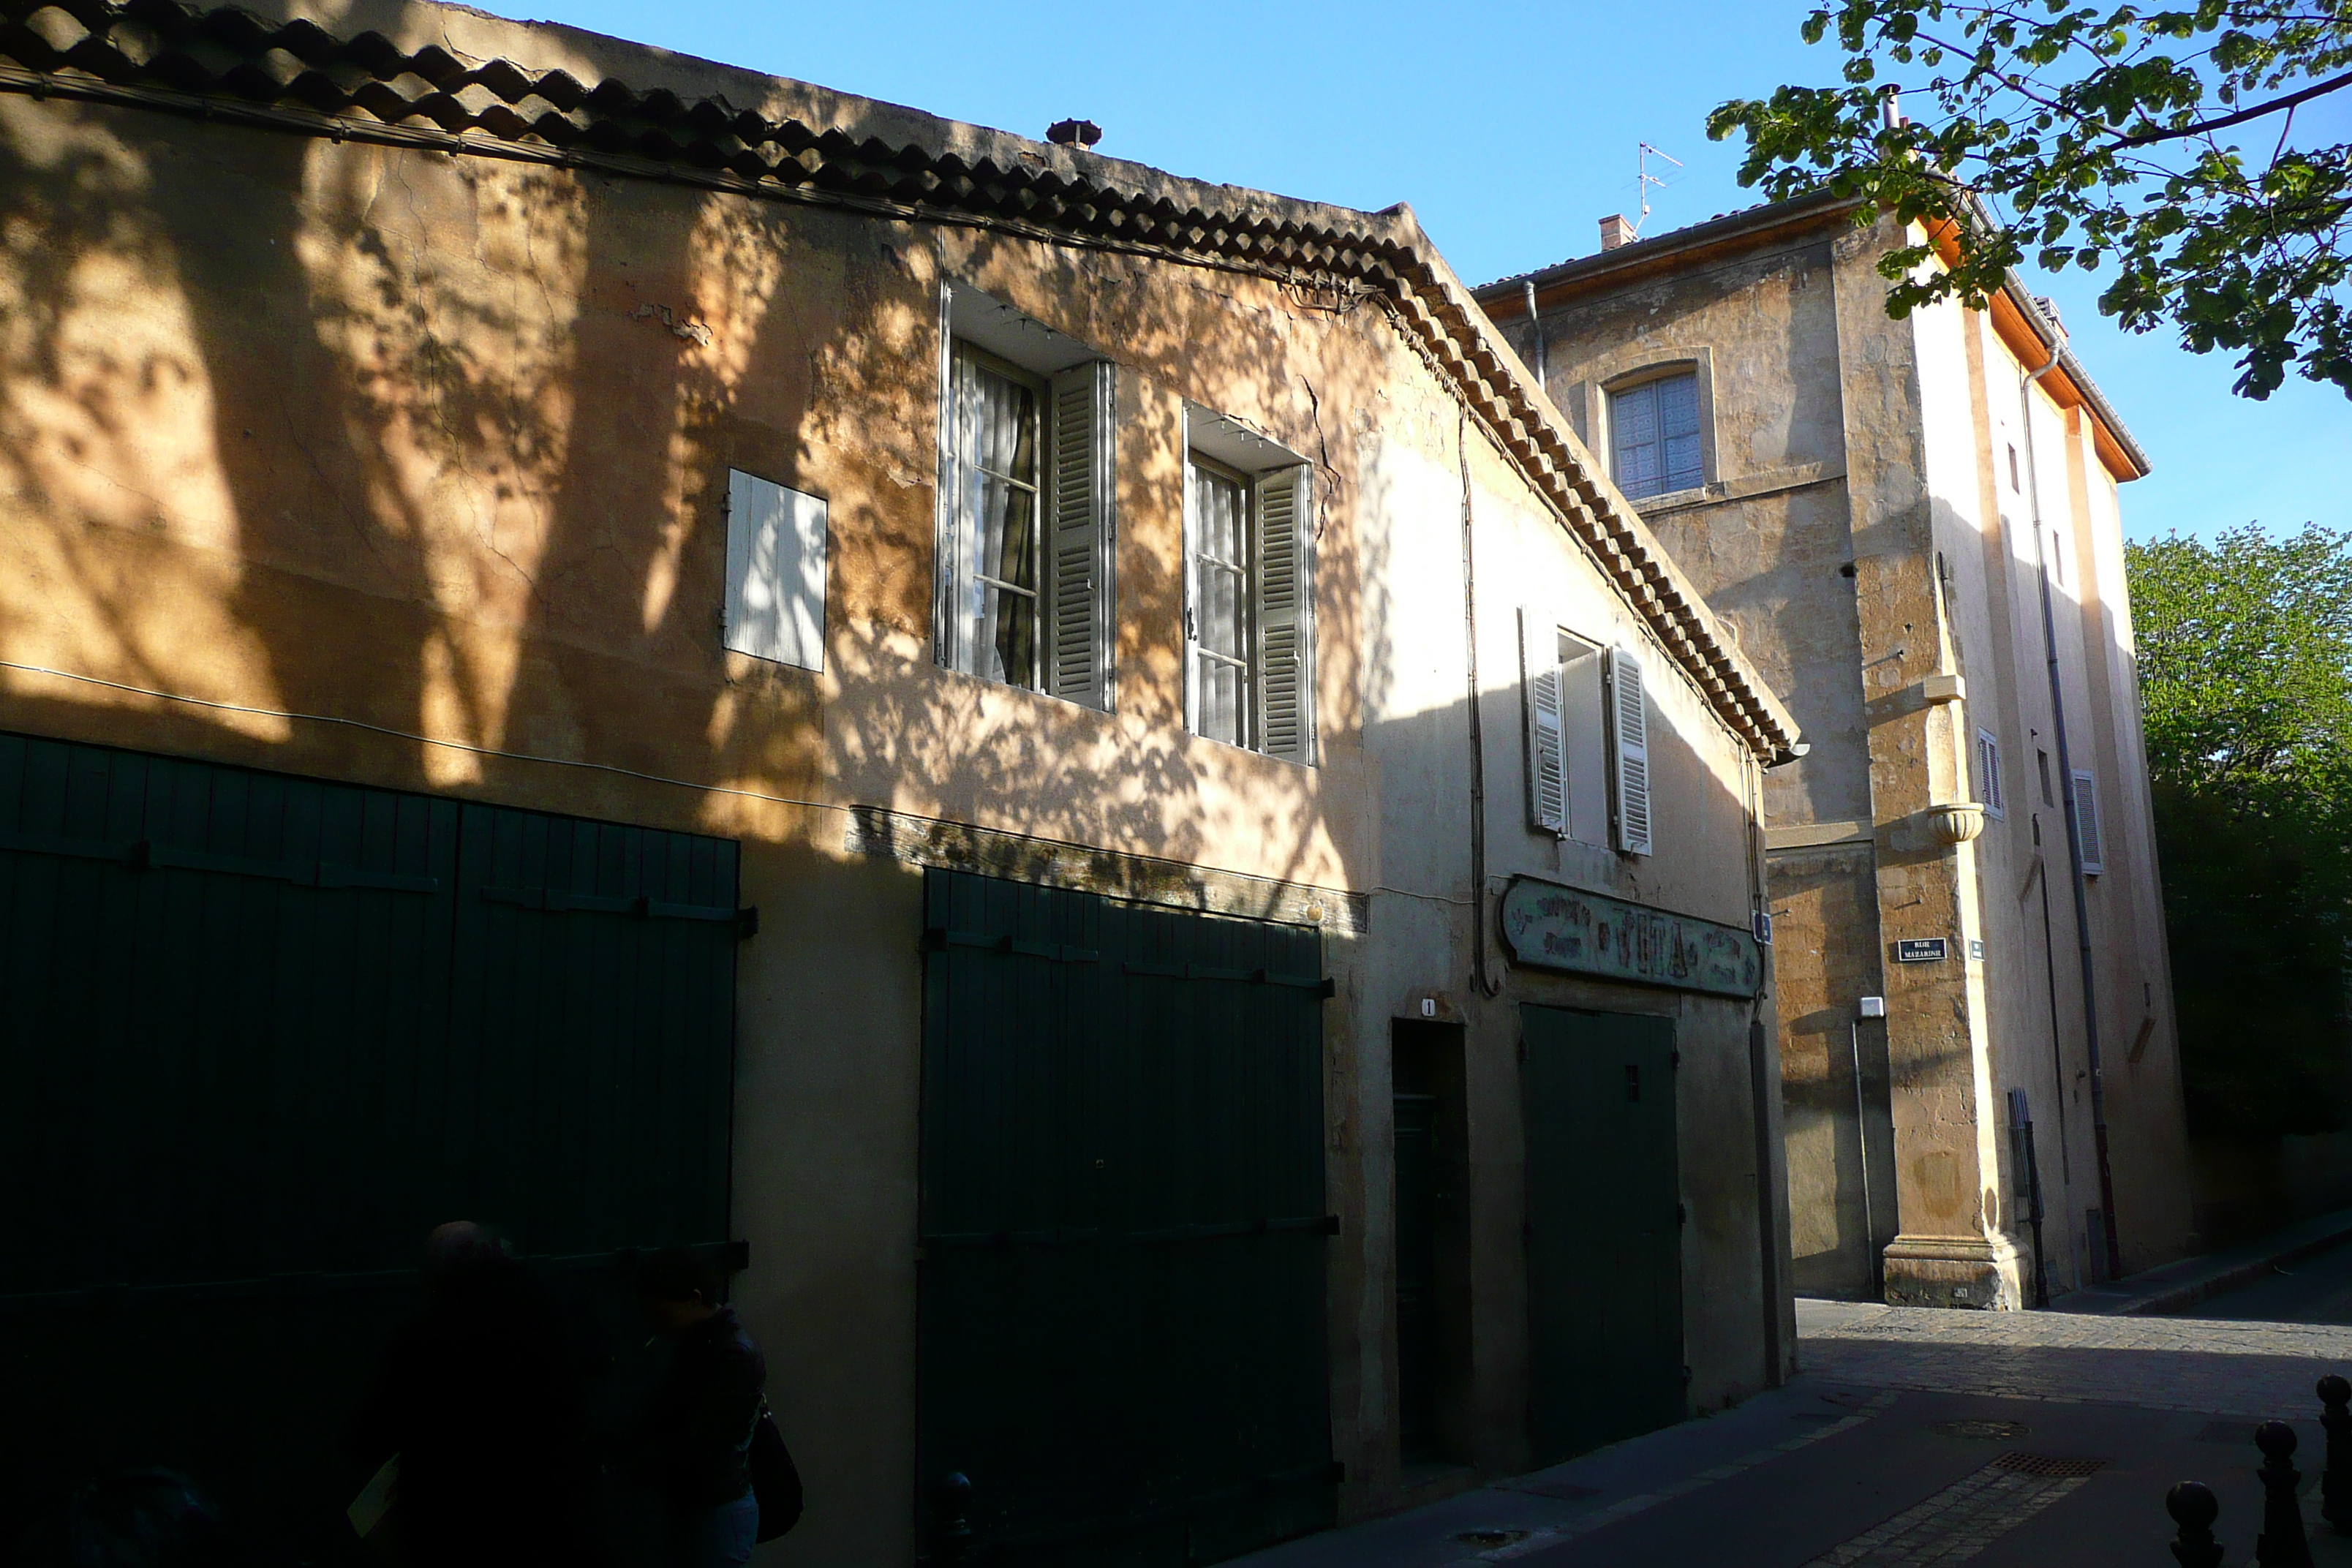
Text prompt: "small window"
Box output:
[[2007, 445, 2021, 491], [1609, 371, 1703, 501], [1975, 729, 2006, 819], [935, 288, 1116, 707], [2038, 748, 2056, 807], [723, 470, 827, 672], [2070, 769, 2105, 875], [1184, 426, 1315, 764], [1520, 612, 1647, 854]]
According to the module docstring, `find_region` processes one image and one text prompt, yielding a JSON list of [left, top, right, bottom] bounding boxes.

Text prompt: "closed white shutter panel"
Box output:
[[1520, 609, 1567, 835], [723, 470, 827, 672], [1978, 731, 2005, 818], [2071, 769, 2104, 874], [1607, 647, 1652, 856], [1254, 465, 1315, 764], [1046, 361, 1116, 709]]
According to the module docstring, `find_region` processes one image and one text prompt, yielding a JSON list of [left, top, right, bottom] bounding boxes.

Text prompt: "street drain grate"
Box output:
[[1994, 1452, 2106, 1477], [1454, 1528, 1530, 1547], [1931, 1419, 2029, 1440]]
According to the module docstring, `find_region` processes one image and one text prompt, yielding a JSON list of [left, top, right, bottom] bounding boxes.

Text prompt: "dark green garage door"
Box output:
[[919, 870, 1335, 1567], [1522, 1004, 1683, 1466], [0, 732, 742, 1553]]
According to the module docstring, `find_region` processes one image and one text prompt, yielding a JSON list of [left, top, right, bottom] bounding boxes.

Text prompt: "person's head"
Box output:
[[636, 1247, 724, 1335], [63, 1469, 227, 1568]]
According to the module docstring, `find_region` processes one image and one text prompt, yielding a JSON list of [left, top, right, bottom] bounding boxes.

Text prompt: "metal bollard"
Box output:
[[2168, 1481, 2224, 1568], [2321, 1373, 2352, 1534], [2255, 1420, 2315, 1568], [932, 1471, 974, 1566]]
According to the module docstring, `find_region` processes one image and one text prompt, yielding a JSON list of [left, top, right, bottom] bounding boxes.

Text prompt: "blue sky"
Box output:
[[501, 0, 2349, 543]]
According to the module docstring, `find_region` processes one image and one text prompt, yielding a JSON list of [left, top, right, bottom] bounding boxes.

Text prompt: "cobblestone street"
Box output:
[[1234, 1296, 2352, 1568]]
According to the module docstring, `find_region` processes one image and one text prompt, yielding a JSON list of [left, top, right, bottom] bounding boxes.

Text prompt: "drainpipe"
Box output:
[[1522, 279, 1547, 396], [2018, 326, 2123, 1279]]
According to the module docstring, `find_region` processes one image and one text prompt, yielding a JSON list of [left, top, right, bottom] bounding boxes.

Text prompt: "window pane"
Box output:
[[973, 584, 1037, 687], [973, 473, 1037, 593], [972, 366, 1037, 483], [1197, 657, 1243, 746], [1199, 562, 1245, 660], [1193, 465, 1246, 565]]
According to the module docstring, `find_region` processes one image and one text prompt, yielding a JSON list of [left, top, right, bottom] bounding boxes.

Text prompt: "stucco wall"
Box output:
[[0, 23, 1790, 1560], [1507, 205, 2190, 1308]]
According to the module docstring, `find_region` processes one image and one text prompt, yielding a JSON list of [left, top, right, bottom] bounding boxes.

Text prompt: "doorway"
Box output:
[[1392, 1019, 1470, 1473], [1520, 1004, 1683, 1466]]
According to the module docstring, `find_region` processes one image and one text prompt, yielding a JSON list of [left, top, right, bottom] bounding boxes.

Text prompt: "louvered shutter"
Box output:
[[2071, 769, 2104, 874], [1520, 609, 1567, 835], [1607, 647, 1652, 856], [1977, 731, 2005, 818], [1046, 361, 1116, 709], [933, 289, 960, 668], [1254, 465, 1315, 764]]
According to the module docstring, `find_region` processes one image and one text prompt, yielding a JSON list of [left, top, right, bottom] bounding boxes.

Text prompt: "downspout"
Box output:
[[1522, 279, 1548, 396], [2018, 330, 2122, 1278], [1459, 407, 1501, 998]]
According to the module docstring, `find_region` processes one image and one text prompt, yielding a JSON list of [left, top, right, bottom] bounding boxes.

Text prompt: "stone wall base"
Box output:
[[1881, 1233, 2024, 1311]]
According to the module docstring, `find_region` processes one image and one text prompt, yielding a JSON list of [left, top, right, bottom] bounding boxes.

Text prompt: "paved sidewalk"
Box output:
[[2054, 1205, 2352, 1316], [1231, 1300, 2352, 1568]]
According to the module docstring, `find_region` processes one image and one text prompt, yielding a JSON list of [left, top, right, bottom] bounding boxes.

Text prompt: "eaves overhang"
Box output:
[[0, 0, 1803, 763]]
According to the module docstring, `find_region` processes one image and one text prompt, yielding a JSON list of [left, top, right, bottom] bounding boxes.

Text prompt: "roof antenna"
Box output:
[[1631, 142, 1681, 238]]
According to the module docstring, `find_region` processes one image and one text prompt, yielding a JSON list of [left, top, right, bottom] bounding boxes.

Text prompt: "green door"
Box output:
[[0, 732, 742, 1555], [919, 870, 1335, 1567], [1521, 1004, 1682, 1466]]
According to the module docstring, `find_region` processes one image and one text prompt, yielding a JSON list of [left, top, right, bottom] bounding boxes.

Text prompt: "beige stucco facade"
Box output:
[[1480, 198, 2194, 1311], [0, 1, 1804, 1558]]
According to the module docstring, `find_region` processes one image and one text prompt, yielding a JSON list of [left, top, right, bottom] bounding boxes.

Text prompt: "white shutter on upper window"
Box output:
[[723, 470, 828, 672], [1977, 730, 2005, 818], [1046, 361, 1116, 710], [1253, 464, 1315, 764], [2071, 769, 2104, 874], [1607, 647, 1652, 856], [1520, 609, 1567, 835]]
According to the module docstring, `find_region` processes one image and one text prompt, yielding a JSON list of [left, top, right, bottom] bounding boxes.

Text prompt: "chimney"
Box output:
[[1599, 214, 1636, 252]]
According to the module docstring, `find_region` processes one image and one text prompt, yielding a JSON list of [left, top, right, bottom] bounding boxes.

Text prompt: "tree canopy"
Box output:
[[1708, 1, 2352, 399], [2127, 525, 2352, 1135]]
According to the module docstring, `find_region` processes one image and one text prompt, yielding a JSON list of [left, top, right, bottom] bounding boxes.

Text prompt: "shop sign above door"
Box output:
[[1498, 876, 1763, 998]]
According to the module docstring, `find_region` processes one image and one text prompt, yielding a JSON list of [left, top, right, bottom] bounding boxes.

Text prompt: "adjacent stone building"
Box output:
[[1477, 194, 2194, 1310], [0, 2, 1803, 1562]]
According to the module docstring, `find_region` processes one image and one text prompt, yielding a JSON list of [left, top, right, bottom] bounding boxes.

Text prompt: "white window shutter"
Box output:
[[1253, 464, 1315, 764], [723, 470, 827, 671], [933, 291, 959, 668], [1978, 730, 2005, 818], [1046, 361, 1116, 710], [2072, 769, 2104, 874], [1607, 647, 1652, 856], [1520, 609, 1567, 835]]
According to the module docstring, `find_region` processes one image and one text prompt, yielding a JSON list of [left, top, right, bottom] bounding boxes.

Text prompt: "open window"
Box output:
[[1520, 613, 1641, 853], [1183, 408, 1316, 764], [1976, 729, 2007, 820], [935, 285, 1117, 709]]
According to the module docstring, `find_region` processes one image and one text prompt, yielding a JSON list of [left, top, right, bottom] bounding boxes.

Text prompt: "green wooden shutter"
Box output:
[[1254, 465, 1314, 764], [1521, 609, 1567, 835], [1607, 647, 1651, 856], [1047, 361, 1116, 710]]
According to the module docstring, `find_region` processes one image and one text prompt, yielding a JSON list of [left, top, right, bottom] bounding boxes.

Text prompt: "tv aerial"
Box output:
[[1632, 143, 1682, 238]]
